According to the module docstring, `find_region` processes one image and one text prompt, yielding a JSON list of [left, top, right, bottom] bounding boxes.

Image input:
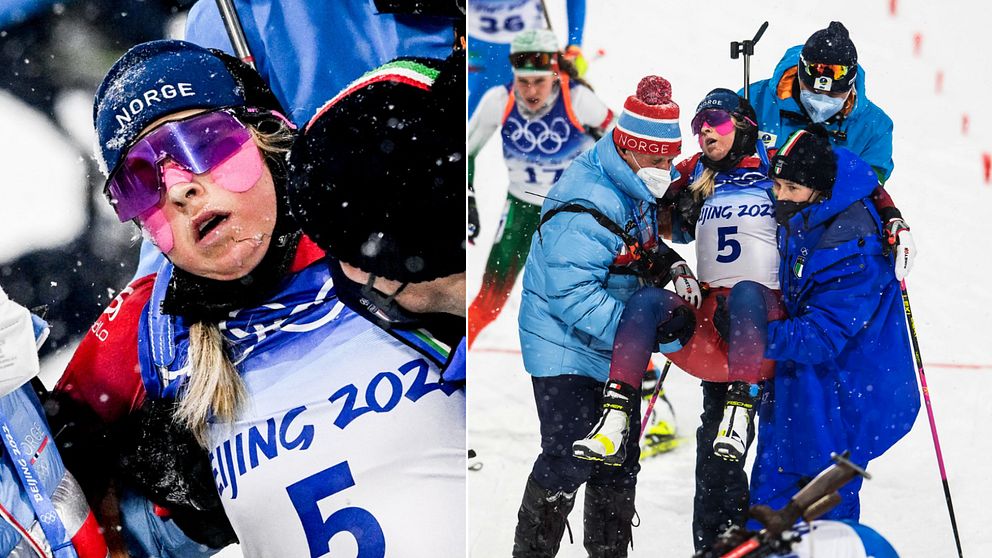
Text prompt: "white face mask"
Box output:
[[799, 89, 849, 123], [636, 167, 672, 198]]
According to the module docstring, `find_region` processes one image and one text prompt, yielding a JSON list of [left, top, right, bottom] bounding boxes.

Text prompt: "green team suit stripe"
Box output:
[[468, 195, 542, 347]]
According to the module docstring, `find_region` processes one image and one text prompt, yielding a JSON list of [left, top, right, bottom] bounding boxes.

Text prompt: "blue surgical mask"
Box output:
[[799, 90, 848, 123]]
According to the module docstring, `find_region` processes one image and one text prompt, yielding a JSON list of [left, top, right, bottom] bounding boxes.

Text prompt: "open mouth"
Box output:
[[194, 212, 231, 241]]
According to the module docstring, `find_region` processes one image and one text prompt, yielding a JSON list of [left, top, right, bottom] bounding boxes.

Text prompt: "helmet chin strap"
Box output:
[[363, 273, 408, 304]]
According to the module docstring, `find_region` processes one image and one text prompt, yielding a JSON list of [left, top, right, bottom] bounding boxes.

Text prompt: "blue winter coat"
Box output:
[[518, 136, 665, 381], [750, 148, 920, 514], [744, 45, 894, 183]]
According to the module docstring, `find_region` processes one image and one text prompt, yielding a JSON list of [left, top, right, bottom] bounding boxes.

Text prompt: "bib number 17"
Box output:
[[288, 461, 386, 557]]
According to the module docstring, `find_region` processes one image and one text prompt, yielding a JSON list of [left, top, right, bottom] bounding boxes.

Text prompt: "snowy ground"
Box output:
[[469, 1, 992, 556]]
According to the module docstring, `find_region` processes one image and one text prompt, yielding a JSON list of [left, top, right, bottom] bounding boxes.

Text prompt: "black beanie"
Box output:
[[771, 128, 836, 194], [288, 52, 465, 284], [799, 22, 858, 93]]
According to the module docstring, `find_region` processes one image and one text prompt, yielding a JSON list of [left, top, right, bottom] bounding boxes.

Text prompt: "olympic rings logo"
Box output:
[[504, 116, 573, 155]]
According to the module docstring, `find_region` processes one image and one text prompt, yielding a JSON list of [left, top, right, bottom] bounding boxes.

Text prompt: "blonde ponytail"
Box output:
[[689, 167, 717, 201], [175, 321, 247, 446]]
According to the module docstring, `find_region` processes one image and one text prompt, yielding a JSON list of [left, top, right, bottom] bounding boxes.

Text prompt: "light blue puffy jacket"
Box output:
[[518, 136, 679, 381]]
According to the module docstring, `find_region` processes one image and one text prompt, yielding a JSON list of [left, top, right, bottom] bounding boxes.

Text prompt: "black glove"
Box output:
[[674, 187, 703, 229], [467, 184, 480, 244], [655, 304, 696, 349], [713, 295, 730, 342], [639, 244, 683, 287]]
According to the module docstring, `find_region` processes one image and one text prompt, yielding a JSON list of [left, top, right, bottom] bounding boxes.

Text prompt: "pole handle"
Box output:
[[752, 21, 769, 46]]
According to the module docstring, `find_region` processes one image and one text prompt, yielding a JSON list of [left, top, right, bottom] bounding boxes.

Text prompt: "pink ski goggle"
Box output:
[[104, 109, 264, 223], [691, 109, 739, 136]]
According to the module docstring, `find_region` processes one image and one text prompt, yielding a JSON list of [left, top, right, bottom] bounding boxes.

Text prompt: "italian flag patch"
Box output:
[[306, 60, 440, 130]]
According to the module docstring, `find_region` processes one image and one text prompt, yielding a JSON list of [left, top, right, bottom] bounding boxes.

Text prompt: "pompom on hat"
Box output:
[[612, 75, 682, 156]]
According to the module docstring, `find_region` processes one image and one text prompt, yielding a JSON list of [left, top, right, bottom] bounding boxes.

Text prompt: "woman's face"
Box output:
[[773, 178, 818, 202], [514, 74, 556, 112], [698, 117, 736, 162], [137, 109, 278, 281]]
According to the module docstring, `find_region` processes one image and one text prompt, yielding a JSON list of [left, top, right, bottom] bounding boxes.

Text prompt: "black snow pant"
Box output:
[[514, 374, 641, 557], [692, 380, 756, 551], [530, 375, 641, 493]]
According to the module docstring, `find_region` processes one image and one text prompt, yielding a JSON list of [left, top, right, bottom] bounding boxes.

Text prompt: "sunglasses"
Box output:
[[800, 54, 853, 81], [691, 109, 737, 136], [105, 109, 257, 222], [509, 51, 556, 73]]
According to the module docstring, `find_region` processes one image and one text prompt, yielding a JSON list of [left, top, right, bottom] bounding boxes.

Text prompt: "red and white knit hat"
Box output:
[[612, 75, 682, 156]]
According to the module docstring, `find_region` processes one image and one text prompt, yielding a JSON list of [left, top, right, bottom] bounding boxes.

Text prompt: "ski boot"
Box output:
[[639, 362, 680, 458], [713, 381, 759, 461], [572, 381, 637, 466]]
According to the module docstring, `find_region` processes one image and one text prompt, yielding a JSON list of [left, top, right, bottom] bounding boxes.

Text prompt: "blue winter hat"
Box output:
[[694, 88, 755, 122], [93, 40, 250, 177]]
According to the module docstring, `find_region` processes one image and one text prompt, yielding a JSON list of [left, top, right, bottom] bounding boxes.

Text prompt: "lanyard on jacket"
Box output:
[[0, 409, 76, 558]]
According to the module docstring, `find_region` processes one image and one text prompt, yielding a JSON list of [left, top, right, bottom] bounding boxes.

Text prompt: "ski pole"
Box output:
[[538, 0, 554, 31], [901, 280, 964, 557], [730, 21, 768, 102], [215, 0, 255, 68], [638, 360, 672, 440]]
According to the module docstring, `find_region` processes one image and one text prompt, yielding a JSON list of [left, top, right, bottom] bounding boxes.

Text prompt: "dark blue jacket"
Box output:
[[751, 148, 920, 508]]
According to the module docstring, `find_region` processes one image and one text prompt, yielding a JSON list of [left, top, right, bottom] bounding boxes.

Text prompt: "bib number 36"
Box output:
[[288, 461, 385, 558]]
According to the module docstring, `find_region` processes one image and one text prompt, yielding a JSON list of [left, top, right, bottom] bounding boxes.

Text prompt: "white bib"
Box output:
[[208, 318, 465, 558], [694, 181, 779, 289], [468, 0, 544, 44]]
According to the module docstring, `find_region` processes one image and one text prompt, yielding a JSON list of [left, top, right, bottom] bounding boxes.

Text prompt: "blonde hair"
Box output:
[[688, 117, 750, 201], [175, 321, 246, 445], [174, 114, 294, 446]]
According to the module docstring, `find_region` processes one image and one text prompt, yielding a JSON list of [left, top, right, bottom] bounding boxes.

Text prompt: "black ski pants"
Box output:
[[692, 380, 756, 551], [529, 375, 641, 494]]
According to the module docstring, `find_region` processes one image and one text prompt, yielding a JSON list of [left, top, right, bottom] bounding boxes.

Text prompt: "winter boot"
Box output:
[[572, 381, 638, 465], [583, 484, 636, 558], [512, 475, 577, 558], [713, 382, 759, 461]]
